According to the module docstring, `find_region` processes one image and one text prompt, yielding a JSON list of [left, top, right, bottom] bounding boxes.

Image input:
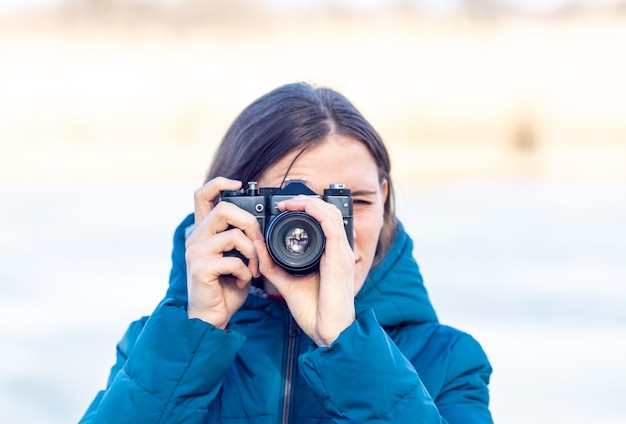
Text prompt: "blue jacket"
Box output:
[[81, 214, 492, 423]]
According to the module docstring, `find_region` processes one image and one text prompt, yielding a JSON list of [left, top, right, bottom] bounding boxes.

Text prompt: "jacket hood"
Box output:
[[166, 215, 438, 327], [355, 221, 438, 327]]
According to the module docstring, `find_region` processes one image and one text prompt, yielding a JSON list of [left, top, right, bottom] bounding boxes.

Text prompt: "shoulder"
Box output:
[[391, 321, 488, 359], [390, 322, 492, 399], [431, 324, 492, 386], [430, 323, 488, 357]]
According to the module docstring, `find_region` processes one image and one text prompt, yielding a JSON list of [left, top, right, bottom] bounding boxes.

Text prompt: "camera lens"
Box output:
[[284, 227, 310, 254], [266, 211, 325, 274]]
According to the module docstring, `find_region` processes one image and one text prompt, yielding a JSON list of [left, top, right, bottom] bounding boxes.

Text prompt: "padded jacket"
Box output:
[[80, 214, 493, 423]]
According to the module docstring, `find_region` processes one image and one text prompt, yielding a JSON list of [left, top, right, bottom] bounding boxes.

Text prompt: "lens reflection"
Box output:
[[285, 227, 309, 255]]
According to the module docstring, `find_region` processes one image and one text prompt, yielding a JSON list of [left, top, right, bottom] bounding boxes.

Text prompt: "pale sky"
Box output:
[[0, 0, 608, 17]]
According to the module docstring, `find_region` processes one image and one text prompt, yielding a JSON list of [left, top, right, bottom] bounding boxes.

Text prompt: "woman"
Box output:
[[81, 82, 493, 423]]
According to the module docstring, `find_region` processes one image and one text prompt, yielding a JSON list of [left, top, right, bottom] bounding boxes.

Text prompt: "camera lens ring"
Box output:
[[265, 211, 325, 274]]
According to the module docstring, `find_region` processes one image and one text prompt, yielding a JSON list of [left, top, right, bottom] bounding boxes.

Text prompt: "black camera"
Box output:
[[218, 179, 353, 275]]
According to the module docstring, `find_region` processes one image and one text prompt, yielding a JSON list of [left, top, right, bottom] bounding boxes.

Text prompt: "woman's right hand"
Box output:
[[185, 177, 263, 329]]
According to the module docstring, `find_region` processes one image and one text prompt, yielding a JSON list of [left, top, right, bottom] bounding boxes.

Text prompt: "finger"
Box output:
[[218, 228, 261, 279], [187, 229, 261, 278], [193, 177, 242, 227], [188, 255, 254, 287], [220, 274, 254, 291], [278, 198, 355, 340], [218, 257, 255, 284], [278, 196, 348, 244], [187, 255, 252, 328], [188, 201, 263, 247]]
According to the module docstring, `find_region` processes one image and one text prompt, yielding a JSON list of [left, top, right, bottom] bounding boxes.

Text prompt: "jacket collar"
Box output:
[[355, 221, 438, 327]]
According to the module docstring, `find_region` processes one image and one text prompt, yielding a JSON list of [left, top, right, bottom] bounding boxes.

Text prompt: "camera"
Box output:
[[218, 179, 353, 275]]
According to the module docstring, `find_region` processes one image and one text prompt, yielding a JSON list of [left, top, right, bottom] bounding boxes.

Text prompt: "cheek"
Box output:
[[353, 212, 384, 256], [352, 214, 384, 293]]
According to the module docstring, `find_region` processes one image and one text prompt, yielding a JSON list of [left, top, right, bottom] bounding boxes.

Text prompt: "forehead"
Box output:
[[258, 135, 380, 192]]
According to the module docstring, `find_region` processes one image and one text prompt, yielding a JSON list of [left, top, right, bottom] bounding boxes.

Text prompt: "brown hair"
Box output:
[[206, 82, 397, 264]]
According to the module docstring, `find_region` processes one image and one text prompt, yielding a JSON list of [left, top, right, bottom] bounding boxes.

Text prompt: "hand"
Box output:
[[255, 196, 356, 347], [185, 177, 263, 329]]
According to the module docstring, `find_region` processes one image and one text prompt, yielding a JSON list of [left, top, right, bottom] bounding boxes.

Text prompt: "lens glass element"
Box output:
[[285, 227, 309, 255]]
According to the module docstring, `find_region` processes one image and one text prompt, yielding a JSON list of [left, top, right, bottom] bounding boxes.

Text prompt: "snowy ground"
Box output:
[[1, 179, 625, 423]]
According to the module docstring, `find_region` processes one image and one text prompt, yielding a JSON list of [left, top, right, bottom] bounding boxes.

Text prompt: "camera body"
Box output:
[[218, 179, 353, 274]]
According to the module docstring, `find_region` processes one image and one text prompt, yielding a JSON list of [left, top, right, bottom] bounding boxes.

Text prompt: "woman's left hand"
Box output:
[[254, 195, 355, 347]]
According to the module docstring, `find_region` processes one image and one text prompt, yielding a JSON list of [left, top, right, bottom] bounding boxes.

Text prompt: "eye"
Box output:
[[353, 198, 374, 206]]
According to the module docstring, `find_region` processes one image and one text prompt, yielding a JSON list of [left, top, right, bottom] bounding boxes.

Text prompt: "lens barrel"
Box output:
[[265, 211, 325, 274]]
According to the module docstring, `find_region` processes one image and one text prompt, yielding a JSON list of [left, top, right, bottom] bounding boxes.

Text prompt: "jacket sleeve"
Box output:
[[300, 310, 493, 424], [79, 298, 246, 424], [299, 309, 492, 423]]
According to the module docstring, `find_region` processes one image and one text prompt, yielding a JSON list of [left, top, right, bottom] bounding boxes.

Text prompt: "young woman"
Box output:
[[81, 82, 493, 423]]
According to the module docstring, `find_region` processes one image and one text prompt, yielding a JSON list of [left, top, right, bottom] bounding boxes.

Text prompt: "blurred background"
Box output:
[[1, 1, 625, 423]]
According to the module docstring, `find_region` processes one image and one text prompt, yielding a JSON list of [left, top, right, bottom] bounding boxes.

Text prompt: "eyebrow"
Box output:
[[351, 189, 378, 196]]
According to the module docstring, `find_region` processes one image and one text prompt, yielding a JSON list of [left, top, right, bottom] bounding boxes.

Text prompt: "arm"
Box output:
[[299, 309, 445, 423], [82, 178, 261, 423], [79, 315, 148, 423], [79, 299, 246, 424], [300, 311, 493, 423]]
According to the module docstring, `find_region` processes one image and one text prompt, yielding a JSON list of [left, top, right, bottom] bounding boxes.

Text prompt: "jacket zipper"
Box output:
[[282, 316, 299, 424]]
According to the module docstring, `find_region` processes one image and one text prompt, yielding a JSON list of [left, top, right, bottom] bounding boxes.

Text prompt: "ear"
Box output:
[[380, 179, 389, 204]]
